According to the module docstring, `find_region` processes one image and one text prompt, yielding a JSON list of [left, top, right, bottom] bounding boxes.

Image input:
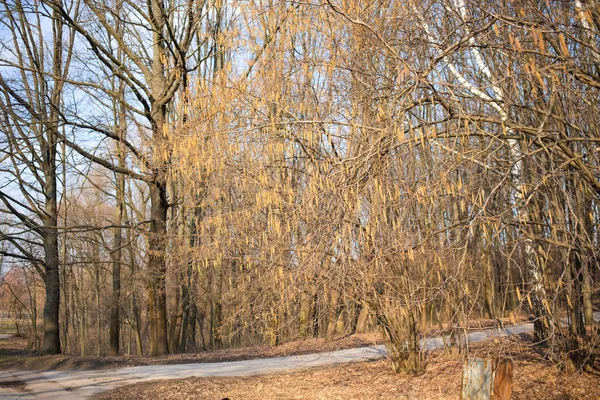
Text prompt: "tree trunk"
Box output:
[[109, 202, 123, 356], [326, 289, 339, 339], [40, 4, 65, 357], [583, 261, 594, 328], [168, 291, 179, 352], [94, 253, 101, 356], [42, 193, 61, 354], [147, 284, 158, 356], [581, 194, 595, 329], [179, 303, 190, 353], [109, 90, 126, 355], [147, 0, 171, 356], [355, 303, 369, 334], [148, 182, 169, 356], [211, 300, 222, 349], [312, 290, 320, 337], [185, 302, 198, 352], [484, 255, 495, 319], [132, 290, 143, 356], [169, 285, 185, 353], [567, 251, 586, 335], [299, 291, 311, 337]]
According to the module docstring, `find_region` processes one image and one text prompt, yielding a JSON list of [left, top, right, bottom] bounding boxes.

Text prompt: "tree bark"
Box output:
[[169, 285, 185, 353], [355, 303, 369, 334], [148, 181, 169, 356], [42, 50, 61, 354], [42, 226, 61, 354], [109, 170, 124, 356], [41, 5, 67, 356], [299, 291, 311, 337]]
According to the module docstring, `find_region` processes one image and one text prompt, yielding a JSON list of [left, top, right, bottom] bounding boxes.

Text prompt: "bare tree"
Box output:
[[44, 0, 217, 355], [0, 0, 76, 354]]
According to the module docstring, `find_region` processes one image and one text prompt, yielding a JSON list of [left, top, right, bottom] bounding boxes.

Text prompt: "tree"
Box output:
[[0, 0, 76, 354], [45, 0, 216, 355]]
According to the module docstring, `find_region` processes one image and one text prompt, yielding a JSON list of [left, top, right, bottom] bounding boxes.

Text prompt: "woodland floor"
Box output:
[[94, 333, 600, 400], [0, 315, 521, 372], [0, 332, 383, 371]]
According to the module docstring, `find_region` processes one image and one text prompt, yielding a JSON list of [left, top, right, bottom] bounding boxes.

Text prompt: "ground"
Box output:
[[0, 333, 381, 371], [0, 316, 515, 372], [1, 319, 599, 399], [94, 334, 600, 400]]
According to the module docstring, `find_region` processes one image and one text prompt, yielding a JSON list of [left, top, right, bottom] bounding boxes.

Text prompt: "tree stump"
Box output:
[[461, 357, 513, 400]]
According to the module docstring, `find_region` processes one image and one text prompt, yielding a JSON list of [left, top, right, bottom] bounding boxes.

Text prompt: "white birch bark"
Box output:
[[417, 0, 553, 339]]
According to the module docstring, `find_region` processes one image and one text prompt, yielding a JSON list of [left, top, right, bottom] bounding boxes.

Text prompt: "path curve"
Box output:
[[1, 313, 598, 399]]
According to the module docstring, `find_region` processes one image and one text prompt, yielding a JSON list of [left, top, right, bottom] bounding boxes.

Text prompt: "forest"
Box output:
[[0, 0, 598, 377]]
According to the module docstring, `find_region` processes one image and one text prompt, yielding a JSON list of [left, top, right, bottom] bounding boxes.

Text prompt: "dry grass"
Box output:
[[94, 334, 600, 400]]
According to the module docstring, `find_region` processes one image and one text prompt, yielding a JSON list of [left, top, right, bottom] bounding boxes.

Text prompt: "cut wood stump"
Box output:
[[461, 357, 513, 400]]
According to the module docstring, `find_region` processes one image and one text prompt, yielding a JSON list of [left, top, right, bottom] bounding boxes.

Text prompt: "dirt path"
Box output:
[[0, 314, 597, 399]]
